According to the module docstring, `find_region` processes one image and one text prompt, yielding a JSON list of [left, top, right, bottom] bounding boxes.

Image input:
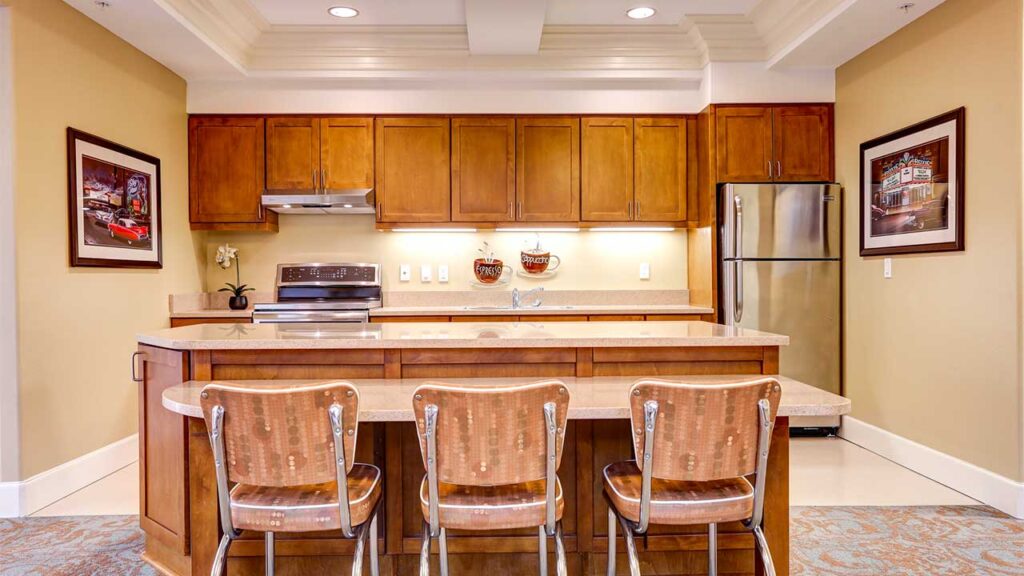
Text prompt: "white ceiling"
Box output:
[[63, 0, 944, 83]]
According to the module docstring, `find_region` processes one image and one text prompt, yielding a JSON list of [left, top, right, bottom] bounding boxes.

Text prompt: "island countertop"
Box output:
[[138, 320, 788, 350]]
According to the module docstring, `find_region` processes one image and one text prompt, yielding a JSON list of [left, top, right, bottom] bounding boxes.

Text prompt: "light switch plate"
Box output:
[[883, 258, 892, 279], [438, 265, 449, 283], [399, 264, 411, 282], [421, 264, 432, 283], [639, 263, 651, 280]]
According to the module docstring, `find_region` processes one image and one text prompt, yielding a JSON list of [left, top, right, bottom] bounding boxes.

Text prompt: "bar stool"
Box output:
[[603, 377, 782, 576], [412, 380, 571, 576], [199, 381, 382, 576]]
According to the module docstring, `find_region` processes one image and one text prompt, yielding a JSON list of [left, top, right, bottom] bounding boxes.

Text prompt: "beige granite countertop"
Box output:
[[168, 290, 713, 319], [163, 375, 847, 420], [138, 320, 788, 350]]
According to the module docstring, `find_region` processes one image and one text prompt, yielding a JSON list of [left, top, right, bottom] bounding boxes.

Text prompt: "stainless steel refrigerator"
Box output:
[[719, 183, 841, 426]]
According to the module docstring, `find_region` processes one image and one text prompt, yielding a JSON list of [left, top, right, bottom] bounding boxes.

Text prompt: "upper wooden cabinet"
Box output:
[[517, 117, 580, 222], [451, 117, 515, 222], [581, 117, 633, 222], [375, 117, 451, 223], [714, 104, 832, 183], [266, 116, 374, 193], [634, 118, 687, 222], [189, 116, 276, 231]]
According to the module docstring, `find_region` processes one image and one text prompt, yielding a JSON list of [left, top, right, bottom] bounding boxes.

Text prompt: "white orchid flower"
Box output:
[[215, 244, 238, 270]]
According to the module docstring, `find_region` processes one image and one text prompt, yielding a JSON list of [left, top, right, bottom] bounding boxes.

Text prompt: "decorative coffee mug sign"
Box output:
[[474, 242, 511, 284], [860, 108, 965, 256], [520, 235, 561, 275]]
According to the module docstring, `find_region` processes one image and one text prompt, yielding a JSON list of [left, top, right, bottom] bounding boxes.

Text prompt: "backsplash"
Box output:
[[205, 216, 687, 293]]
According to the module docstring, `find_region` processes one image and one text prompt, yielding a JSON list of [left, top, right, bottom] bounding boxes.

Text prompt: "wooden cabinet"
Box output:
[[188, 117, 276, 231], [714, 104, 832, 183], [321, 117, 374, 190], [375, 117, 451, 223], [516, 117, 580, 221], [266, 117, 319, 192], [451, 117, 515, 222], [772, 105, 832, 182], [581, 117, 633, 221], [634, 118, 688, 222]]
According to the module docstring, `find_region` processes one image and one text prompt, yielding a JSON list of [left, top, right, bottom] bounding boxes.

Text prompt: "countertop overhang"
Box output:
[[139, 320, 788, 350], [163, 375, 847, 420]]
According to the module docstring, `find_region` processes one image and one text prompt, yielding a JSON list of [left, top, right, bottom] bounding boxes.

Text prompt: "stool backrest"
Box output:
[[200, 381, 360, 487], [412, 380, 570, 486], [629, 378, 781, 482]]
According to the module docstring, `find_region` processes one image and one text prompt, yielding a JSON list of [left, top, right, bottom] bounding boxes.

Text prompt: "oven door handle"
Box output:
[[252, 311, 370, 324]]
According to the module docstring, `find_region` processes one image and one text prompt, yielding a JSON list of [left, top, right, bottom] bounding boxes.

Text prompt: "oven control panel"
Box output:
[[277, 263, 380, 286]]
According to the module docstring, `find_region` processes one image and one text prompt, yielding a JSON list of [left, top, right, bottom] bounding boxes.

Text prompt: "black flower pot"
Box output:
[[228, 295, 249, 310]]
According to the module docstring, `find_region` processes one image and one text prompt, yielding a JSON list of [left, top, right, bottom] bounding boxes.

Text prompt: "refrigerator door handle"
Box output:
[[733, 195, 744, 323]]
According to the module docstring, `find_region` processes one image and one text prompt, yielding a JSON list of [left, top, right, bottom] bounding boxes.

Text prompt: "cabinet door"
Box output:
[[189, 117, 265, 223], [266, 117, 319, 192], [375, 118, 451, 223], [451, 117, 515, 222], [773, 105, 833, 182], [581, 117, 633, 222], [634, 117, 687, 222], [516, 117, 580, 221], [715, 107, 773, 183], [321, 117, 374, 190], [136, 345, 189, 553]]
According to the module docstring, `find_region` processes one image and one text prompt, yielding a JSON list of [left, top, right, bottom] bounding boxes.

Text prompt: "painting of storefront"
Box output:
[[869, 137, 949, 237]]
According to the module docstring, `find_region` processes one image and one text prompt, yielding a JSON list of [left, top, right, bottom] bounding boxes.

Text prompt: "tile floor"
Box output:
[[30, 437, 976, 517]]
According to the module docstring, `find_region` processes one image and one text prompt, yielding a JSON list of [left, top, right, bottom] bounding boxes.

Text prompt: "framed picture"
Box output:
[[860, 107, 965, 256], [67, 128, 162, 268]]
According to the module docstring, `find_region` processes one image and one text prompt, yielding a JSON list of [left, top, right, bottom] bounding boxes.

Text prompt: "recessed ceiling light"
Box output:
[[626, 6, 656, 19], [328, 6, 359, 18]]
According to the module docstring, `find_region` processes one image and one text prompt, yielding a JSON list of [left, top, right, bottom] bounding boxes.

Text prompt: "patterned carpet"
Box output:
[[1, 506, 1022, 575]]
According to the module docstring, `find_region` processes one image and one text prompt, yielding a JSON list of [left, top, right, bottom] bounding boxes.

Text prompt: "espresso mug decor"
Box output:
[[520, 250, 561, 274], [474, 258, 512, 284]]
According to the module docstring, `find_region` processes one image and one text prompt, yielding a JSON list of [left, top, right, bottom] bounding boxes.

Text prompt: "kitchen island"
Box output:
[[136, 321, 847, 575]]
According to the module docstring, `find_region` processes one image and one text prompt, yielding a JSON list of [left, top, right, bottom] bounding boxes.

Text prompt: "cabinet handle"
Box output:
[[313, 168, 319, 192], [322, 168, 328, 192], [776, 160, 782, 179], [767, 160, 773, 179], [517, 201, 523, 220], [636, 200, 641, 219], [628, 201, 633, 220], [131, 351, 144, 383], [509, 201, 514, 218], [376, 202, 382, 220]]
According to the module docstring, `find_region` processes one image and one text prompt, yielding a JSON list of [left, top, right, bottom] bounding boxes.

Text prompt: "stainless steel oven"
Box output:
[[252, 263, 381, 324]]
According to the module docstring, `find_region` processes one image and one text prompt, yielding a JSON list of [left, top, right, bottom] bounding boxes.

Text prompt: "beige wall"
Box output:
[[9, 0, 203, 478], [836, 0, 1023, 479], [205, 218, 687, 294]]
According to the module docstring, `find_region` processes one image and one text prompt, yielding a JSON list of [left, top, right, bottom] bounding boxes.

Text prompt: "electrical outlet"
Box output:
[[421, 264, 432, 283], [438, 265, 449, 283], [639, 263, 651, 280], [883, 258, 892, 279], [399, 264, 411, 282]]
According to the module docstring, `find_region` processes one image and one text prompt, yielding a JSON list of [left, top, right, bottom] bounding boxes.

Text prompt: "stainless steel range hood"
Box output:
[[261, 189, 375, 215]]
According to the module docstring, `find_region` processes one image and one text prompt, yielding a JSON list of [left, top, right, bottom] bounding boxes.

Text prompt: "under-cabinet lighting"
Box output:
[[590, 227, 676, 232], [281, 204, 292, 209], [391, 228, 478, 233], [496, 228, 580, 233], [343, 204, 353, 208]]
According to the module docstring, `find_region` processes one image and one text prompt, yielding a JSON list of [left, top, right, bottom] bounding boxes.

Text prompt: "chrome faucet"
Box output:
[[512, 287, 544, 309]]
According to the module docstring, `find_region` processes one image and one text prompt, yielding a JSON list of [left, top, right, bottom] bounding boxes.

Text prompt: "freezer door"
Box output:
[[722, 259, 840, 394], [721, 184, 841, 260]]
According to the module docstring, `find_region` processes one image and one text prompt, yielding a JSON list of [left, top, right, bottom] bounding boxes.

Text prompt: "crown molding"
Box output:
[[748, 0, 848, 61], [686, 15, 766, 65], [156, 0, 266, 67]]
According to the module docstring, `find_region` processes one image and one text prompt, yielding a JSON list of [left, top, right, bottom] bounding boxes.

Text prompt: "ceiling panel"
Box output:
[[545, 0, 761, 25], [249, 0, 467, 26]]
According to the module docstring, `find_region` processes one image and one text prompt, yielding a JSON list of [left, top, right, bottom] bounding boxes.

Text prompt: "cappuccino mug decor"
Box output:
[[473, 258, 512, 284], [520, 250, 561, 274]]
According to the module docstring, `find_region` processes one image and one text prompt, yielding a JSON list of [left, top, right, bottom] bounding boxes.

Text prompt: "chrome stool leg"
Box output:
[[538, 526, 548, 576], [439, 527, 450, 576], [606, 508, 617, 576], [420, 520, 432, 576], [707, 523, 717, 576], [616, 515, 642, 576], [554, 521, 568, 576], [370, 511, 380, 576], [351, 520, 370, 576], [753, 526, 776, 576], [265, 532, 275, 576], [211, 534, 231, 576]]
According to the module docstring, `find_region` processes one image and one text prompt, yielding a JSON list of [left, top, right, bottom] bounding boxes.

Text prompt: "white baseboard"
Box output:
[[0, 434, 138, 518], [840, 416, 1024, 519]]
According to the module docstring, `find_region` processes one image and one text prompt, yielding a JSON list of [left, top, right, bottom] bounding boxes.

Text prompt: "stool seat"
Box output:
[[603, 461, 753, 525], [419, 476, 565, 531], [230, 463, 382, 533]]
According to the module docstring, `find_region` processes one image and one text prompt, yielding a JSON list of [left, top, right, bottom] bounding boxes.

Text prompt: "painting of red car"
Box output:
[[107, 218, 150, 245]]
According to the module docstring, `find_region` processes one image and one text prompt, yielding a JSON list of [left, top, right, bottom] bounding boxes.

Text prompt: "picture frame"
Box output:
[[67, 128, 162, 268], [859, 107, 965, 257]]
